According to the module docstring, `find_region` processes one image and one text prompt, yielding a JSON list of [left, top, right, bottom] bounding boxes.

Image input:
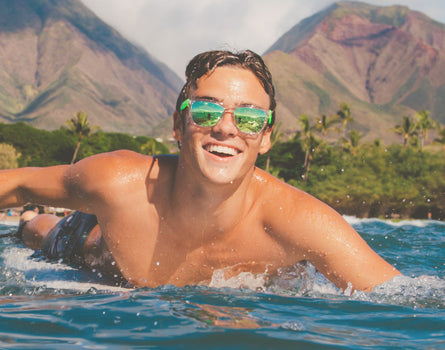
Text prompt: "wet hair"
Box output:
[[176, 50, 276, 128]]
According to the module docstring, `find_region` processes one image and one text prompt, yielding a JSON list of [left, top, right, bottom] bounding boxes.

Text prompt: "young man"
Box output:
[[2, 50, 400, 291]]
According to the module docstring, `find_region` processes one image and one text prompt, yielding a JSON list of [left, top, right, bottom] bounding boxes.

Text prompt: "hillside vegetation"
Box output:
[[256, 107, 445, 220], [0, 118, 443, 220]]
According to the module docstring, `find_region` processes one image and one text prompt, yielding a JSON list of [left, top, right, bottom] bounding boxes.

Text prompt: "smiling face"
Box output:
[[174, 66, 272, 185]]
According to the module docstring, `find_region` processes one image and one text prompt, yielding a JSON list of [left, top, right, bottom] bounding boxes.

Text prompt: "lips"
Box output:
[[203, 144, 241, 157]]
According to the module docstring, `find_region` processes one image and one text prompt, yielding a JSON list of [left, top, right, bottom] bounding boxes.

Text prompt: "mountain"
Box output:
[[0, 0, 182, 136], [264, 1, 445, 141]]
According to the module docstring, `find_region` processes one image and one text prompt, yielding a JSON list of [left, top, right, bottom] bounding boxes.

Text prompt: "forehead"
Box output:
[[192, 66, 270, 108]]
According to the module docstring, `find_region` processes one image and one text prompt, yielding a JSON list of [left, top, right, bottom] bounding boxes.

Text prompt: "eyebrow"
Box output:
[[194, 95, 219, 102], [192, 96, 267, 110]]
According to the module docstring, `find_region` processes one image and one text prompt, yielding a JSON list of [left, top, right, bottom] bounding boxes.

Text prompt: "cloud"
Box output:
[[81, 0, 445, 77]]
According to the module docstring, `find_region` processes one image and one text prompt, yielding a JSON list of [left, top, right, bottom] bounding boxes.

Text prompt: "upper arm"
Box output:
[[0, 150, 150, 213], [61, 150, 152, 213], [262, 178, 401, 292]]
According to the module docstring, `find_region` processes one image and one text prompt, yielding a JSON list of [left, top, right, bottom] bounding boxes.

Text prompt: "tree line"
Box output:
[[256, 104, 445, 220], [0, 112, 170, 168], [0, 109, 443, 219]]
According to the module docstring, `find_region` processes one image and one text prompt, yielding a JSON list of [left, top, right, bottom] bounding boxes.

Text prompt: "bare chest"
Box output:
[[129, 216, 294, 286], [100, 198, 300, 287]]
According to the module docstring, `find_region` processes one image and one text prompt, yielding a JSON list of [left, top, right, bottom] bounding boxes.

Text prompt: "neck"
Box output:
[[169, 158, 254, 240]]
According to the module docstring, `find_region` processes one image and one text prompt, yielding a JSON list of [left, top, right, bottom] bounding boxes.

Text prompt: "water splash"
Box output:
[[207, 261, 445, 309], [0, 246, 128, 295], [1, 219, 443, 311]]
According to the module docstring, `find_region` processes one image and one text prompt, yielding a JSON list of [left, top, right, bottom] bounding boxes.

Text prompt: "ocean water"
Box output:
[[0, 218, 443, 349]]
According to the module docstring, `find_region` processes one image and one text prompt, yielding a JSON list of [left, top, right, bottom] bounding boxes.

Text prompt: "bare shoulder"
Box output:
[[253, 167, 321, 212], [252, 167, 349, 238], [65, 151, 177, 199], [252, 168, 401, 291]]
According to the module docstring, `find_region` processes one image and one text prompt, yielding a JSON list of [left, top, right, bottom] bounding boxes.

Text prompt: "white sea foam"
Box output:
[[343, 215, 444, 227], [208, 262, 340, 296], [0, 220, 18, 227], [209, 268, 267, 290], [352, 275, 445, 308], [207, 261, 445, 309], [1, 246, 129, 293]]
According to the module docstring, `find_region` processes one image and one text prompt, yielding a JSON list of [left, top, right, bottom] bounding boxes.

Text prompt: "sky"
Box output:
[[80, 0, 445, 79]]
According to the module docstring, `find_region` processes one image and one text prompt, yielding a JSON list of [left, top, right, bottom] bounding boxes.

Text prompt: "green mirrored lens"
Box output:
[[190, 101, 224, 127], [234, 107, 267, 134]]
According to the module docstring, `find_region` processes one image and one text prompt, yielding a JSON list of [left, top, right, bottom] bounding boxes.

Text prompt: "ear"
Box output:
[[173, 111, 183, 142], [258, 127, 272, 155]]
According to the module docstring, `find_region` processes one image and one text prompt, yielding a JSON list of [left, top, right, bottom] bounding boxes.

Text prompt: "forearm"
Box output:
[[317, 253, 401, 292], [0, 166, 70, 209]]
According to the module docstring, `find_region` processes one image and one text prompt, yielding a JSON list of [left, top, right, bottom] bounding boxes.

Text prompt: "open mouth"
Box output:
[[204, 144, 240, 158]]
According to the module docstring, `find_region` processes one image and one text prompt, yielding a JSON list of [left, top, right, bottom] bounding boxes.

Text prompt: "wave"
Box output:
[[1, 246, 443, 309], [0, 220, 443, 310], [343, 215, 444, 227], [0, 246, 129, 294]]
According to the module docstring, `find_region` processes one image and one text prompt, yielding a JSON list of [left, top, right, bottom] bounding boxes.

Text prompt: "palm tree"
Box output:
[[265, 123, 284, 172], [299, 115, 312, 168], [299, 115, 319, 181], [392, 116, 417, 148], [434, 126, 445, 151], [415, 110, 438, 149], [315, 114, 340, 139], [336, 102, 353, 136], [340, 129, 363, 156], [66, 111, 96, 164]]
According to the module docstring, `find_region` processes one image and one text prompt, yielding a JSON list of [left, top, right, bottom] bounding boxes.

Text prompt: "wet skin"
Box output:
[[4, 67, 400, 291]]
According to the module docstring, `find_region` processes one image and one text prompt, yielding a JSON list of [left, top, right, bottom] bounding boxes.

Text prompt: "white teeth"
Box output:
[[205, 144, 239, 156]]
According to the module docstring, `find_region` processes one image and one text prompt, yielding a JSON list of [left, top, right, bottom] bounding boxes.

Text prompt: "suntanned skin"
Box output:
[[1, 67, 400, 291]]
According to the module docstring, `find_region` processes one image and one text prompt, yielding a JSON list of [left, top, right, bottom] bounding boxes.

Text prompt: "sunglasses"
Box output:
[[180, 99, 273, 135]]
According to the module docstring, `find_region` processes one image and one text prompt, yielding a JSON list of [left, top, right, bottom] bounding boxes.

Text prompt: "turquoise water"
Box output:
[[0, 218, 444, 349]]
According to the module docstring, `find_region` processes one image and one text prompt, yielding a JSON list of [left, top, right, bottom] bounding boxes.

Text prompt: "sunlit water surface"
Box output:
[[0, 217, 443, 349]]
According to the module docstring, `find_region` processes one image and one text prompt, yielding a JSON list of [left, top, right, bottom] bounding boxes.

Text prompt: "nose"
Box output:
[[212, 110, 238, 136]]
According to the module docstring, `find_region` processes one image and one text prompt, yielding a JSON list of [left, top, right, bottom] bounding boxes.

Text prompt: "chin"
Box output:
[[200, 166, 241, 185], [201, 159, 256, 186], [199, 150, 242, 182]]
